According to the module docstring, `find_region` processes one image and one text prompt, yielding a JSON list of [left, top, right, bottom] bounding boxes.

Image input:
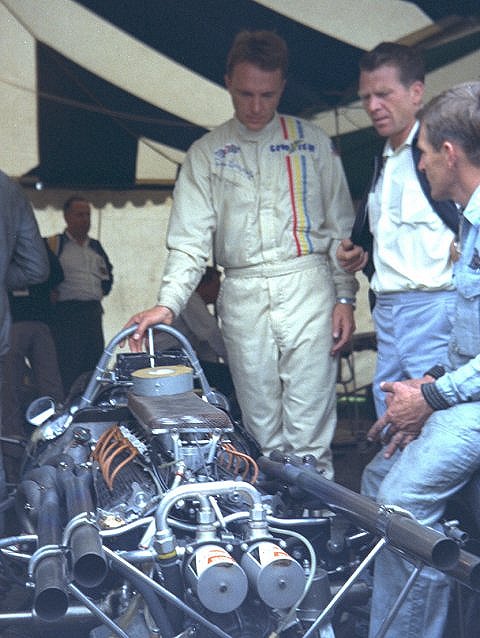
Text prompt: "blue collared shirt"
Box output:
[[436, 184, 480, 404]]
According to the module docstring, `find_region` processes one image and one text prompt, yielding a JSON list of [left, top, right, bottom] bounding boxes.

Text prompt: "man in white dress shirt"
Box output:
[[337, 42, 458, 419]]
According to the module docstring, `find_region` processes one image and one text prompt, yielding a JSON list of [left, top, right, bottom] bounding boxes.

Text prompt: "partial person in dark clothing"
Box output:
[[2, 241, 64, 437], [0, 169, 49, 531], [48, 196, 113, 395]]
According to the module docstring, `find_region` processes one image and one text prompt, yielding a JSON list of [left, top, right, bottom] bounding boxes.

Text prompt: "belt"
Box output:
[[224, 253, 326, 279], [374, 289, 456, 306]]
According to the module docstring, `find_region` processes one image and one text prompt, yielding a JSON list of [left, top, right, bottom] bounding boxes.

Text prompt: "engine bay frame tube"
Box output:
[[79, 323, 217, 409], [103, 546, 233, 638], [68, 583, 130, 638]]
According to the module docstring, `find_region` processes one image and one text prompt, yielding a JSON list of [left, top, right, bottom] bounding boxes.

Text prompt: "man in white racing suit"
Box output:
[[126, 30, 358, 477]]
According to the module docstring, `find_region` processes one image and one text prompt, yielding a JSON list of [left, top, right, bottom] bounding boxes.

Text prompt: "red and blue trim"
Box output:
[[280, 116, 313, 256]]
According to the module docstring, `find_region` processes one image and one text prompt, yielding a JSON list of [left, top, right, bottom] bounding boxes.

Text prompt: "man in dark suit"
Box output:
[[0, 170, 49, 530]]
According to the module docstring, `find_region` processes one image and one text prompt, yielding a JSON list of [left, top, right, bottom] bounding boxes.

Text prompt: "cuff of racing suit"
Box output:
[[333, 265, 360, 301], [333, 280, 359, 301], [421, 382, 451, 411], [157, 295, 182, 319]]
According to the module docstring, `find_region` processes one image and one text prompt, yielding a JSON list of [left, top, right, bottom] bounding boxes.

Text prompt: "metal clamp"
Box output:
[[62, 511, 97, 547], [28, 544, 65, 580]]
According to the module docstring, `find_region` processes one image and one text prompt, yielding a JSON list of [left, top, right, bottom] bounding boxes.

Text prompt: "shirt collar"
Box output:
[[383, 121, 419, 159], [65, 230, 89, 246], [233, 113, 279, 141], [463, 184, 480, 227]]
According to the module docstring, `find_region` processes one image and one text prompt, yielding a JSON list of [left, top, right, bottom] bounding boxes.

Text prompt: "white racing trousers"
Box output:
[[218, 254, 337, 478]]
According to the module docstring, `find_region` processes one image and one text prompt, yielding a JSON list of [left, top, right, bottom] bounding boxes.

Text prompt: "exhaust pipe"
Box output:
[[29, 468, 69, 621], [58, 463, 107, 588], [447, 548, 480, 590], [15, 479, 42, 533], [70, 523, 107, 588], [34, 554, 69, 621], [257, 455, 460, 572]]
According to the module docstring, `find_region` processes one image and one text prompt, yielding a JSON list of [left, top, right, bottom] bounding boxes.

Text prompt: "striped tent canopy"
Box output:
[[2, 0, 479, 198]]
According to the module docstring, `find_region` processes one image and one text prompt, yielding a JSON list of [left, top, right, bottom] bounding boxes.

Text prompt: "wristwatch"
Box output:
[[336, 296, 356, 310]]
